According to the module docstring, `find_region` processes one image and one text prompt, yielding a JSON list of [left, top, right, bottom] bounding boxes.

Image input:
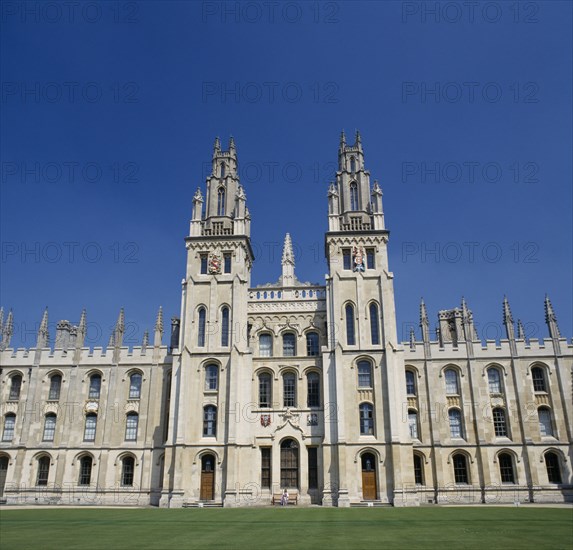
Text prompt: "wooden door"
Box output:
[[361, 453, 377, 501], [0, 456, 8, 498], [200, 455, 215, 501]]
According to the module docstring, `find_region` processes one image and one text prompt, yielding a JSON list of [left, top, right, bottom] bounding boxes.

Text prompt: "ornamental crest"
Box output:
[[353, 246, 365, 272], [260, 414, 271, 427], [208, 253, 221, 274]]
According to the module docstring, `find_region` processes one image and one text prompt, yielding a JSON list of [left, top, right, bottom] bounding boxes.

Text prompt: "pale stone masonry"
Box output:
[[1, 134, 571, 507]]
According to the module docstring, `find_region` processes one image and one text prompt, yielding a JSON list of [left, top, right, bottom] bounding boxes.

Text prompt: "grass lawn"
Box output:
[[0, 507, 572, 550]]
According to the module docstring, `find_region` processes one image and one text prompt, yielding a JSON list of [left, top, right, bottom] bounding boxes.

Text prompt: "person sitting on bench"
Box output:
[[280, 489, 289, 506]]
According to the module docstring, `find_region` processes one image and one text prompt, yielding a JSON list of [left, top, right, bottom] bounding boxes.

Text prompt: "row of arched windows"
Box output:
[[16, 453, 138, 487], [401, 405, 556, 443], [404, 365, 551, 398], [1, 412, 140, 443], [3, 371, 143, 402], [258, 331, 320, 358], [197, 306, 230, 347], [256, 371, 321, 408], [412, 450, 564, 486]]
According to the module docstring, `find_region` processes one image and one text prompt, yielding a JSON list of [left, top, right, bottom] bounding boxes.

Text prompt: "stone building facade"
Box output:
[[1, 135, 571, 507]]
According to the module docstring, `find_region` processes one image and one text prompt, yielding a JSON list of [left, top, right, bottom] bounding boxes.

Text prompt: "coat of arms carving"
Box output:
[[208, 253, 221, 274], [353, 246, 365, 272], [260, 414, 271, 427]]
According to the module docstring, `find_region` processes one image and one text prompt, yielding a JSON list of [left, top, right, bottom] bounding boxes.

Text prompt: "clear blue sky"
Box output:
[[1, 0, 571, 348]]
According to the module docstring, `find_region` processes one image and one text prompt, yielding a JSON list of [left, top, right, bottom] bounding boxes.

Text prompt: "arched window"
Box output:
[[259, 333, 273, 357], [198, 307, 206, 347], [2, 414, 15, 442], [498, 453, 515, 483], [531, 366, 547, 392], [205, 364, 218, 391], [538, 407, 553, 437], [306, 332, 319, 356], [545, 452, 562, 484], [408, 409, 419, 439], [258, 373, 272, 408], [203, 405, 217, 437], [405, 370, 416, 396], [280, 439, 299, 489], [283, 373, 296, 407], [88, 374, 101, 399], [42, 414, 56, 442], [307, 372, 320, 408], [492, 408, 508, 437], [413, 453, 424, 485], [444, 369, 459, 395], [37, 456, 50, 486], [369, 303, 380, 345], [487, 368, 502, 394], [452, 453, 469, 484], [282, 332, 296, 357], [357, 360, 372, 388], [83, 414, 97, 442], [221, 307, 230, 347], [125, 413, 139, 441], [345, 304, 356, 345], [48, 374, 62, 401], [350, 157, 356, 173], [350, 182, 359, 211], [217, 186, 226, 216], [220, 162, 225, 178], [121, 456, 135, 486], [8, 374, 22, 400], [78, 456, 93, 486], [448, 409, 463, 439], [359, 403, 374, 435], [129, 373, 142, 399]]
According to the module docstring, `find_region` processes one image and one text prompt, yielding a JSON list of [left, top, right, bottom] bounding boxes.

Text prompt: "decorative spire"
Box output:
[[36, 307, 49, 349], [503, 295, 515, 341], [544, 294, 561, 339], [461, 297, 469, 318], [0, 309, 13, 351], [114, 308, 125, 348], [503, 296, 513, 324], [517, 319, 526, 340], [420, 298, 430, 344], [108, 331, 115, 348], [229, 135, 236, 152], [409, 327, 416, 350], [142, 330, 149, 352], [282, 233, 295, 266], [213, 136, 221, 155], [154, 306, 164, 347], [420, 298, 429, 326], [339, 129, 346, 148], [355, 129, 361, 145], [281, 233, 296, 286], [0, 307, 3, 335]]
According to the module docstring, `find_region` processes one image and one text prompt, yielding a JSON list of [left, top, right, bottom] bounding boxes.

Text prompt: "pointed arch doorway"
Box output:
[[200, 454, 215, 501], [361, 452, 377, 501]]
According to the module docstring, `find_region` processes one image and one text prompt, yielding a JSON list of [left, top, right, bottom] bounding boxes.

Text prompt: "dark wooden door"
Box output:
[[362, 471, 376, 500], [0, 456, 8, 498], [200, 455, 215, 501], [361, 453, 377, 501]]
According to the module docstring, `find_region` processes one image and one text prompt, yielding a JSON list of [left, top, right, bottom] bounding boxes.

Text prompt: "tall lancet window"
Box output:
[[220, 162, 225, 178], [350, 156, 356, 173], [350, 182, 359, 211], [217, 187, 226, 216]]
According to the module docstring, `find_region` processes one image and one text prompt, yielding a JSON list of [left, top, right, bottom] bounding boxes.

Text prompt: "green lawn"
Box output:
[[0, 507, 572, 550]]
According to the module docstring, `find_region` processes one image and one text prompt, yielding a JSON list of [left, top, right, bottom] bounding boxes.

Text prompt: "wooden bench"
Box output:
[[271, 491, 298, 505]]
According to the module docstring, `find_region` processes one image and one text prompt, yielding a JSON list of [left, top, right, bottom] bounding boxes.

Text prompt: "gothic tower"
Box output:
[[323, 131, 415, 506], [161, 137, 255, 507]]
